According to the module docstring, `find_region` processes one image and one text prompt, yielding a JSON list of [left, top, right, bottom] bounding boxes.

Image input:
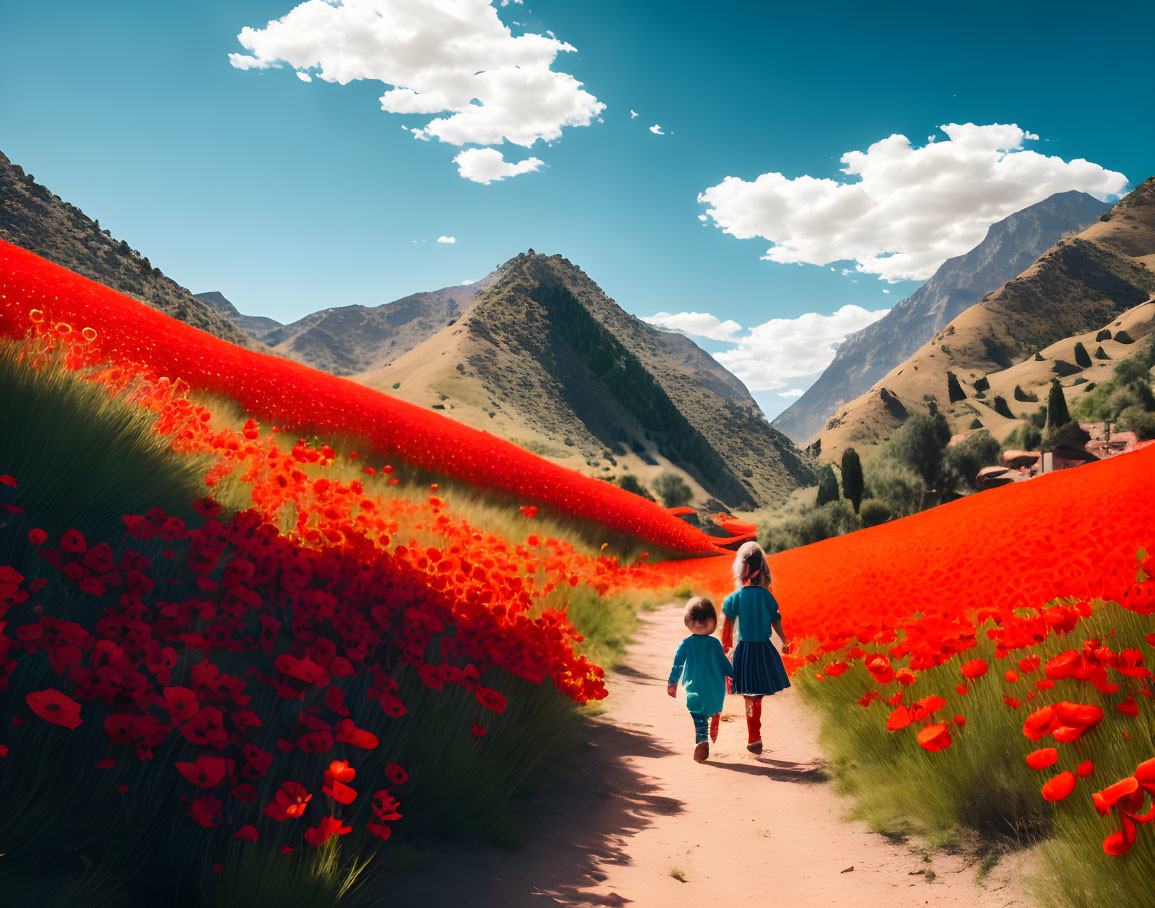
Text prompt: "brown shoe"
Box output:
[[746, 740, 763, 754], [693, 741, 709, 762]]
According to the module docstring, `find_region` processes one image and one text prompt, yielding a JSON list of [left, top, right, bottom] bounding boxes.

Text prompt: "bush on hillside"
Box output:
[[1014, 384, 1038, 402], [652, 472, 693, 509], [1073, 342, 1092, 368], [858, 498, 891, 528], [615, 473, 653, 500], [942, 431, 1002, 492], [816, 464, 840, 507]]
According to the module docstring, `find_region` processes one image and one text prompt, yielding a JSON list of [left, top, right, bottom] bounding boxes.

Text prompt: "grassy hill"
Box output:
[[358, 251, 815, 509], [814, 178, 1155, 462]]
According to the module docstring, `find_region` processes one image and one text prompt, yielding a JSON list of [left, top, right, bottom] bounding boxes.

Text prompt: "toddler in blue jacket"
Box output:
[[667, 596, 733, 762]]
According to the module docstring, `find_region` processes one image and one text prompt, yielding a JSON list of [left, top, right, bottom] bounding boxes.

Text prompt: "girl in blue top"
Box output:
[[721, 541, 791, 754], [667, 596, 733, 763]]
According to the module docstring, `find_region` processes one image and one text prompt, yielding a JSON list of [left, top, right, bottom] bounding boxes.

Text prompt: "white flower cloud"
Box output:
[[230, 0, 603, 181], [644, 311, 742, 342], [649, 124, 665, 135], [437, 235, 456, 244], [453, 147, 544, 183], [698, 123, 1129, 282]]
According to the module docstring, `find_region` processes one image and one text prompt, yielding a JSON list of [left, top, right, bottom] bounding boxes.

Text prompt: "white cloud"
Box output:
[[714, 305, 890, 391], [230, 0, 603, 180], [698, 123, 1129, 281], [296, 71, 312, 82], [459, 277, 478, 284], [644, 311, 743, 342], [630, 109, 638, 118], [649, 124, 665, 135], [454, 147, 544, 183], [778, 389, 805, 398], [437, 235, 456, 244], [882, 288, 890, 293]]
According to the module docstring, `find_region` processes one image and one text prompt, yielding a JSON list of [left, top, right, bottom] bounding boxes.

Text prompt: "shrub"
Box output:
[[994, 396, 1014, 419], [1052, 360, 1082, 377], [968, 418, 983, 430], [1005, 422, 1042, 451], [1014, 385, 1038, 403], [1117, 406, 1155, 440], [1094, 345, 1110, 360], [858, 498, 890, 528], [942, 430, 1002, 492], [886, 410, 950, 488], [863, 456, 925, 518], [615, 474, 653, 500], [1114, 330, 1134, 344], [1043, 420, 1090, 449], [1095, 328, 1112, 342], [946, 371, 966, 403], [652, 472, 693, 509], [1073, 342, 1092, 368], [973, 376, 990, 395]]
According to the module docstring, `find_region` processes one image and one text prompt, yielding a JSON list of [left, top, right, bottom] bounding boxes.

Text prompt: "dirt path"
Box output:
[[382, 606, 1035, 907]]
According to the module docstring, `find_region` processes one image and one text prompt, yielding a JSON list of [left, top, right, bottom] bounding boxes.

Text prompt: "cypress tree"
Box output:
[[816, 464, 840, 507], [1046, 379, 1070, 429], [840, 447, 864, 513]]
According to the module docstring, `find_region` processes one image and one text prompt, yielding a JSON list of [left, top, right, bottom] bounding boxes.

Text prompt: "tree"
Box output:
[[816, 464, 840, 507], [1046, 380, 1070, 429], [652, 472, 692, 508], [840, 447, 864, 513], [1074, 342, 1092, 369], [942, 431, 1002, 492], [889, 409, 951, 488]]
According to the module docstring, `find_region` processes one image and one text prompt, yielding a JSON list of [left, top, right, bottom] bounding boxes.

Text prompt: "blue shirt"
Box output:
[[722, 586, 781, 643], [668, 633, 733, 716]]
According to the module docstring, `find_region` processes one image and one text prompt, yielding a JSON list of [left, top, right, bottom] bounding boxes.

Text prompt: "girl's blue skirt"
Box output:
[[732, 640, 790, 696]]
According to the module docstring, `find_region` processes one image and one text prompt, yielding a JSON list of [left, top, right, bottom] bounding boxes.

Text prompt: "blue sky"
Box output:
[[1, 0, 1151, 418]]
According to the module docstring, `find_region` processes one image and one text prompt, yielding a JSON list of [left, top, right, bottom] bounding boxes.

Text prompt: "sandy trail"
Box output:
[[382, 606, 1034, 907]]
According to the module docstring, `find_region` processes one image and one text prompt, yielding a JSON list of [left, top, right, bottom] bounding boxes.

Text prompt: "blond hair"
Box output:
[[732, 540, 770, 589]]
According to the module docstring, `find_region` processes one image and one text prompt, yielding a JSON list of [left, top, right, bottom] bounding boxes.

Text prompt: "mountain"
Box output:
[[356, 252, 815, 508], [773, 191, 1111, 444], [813, 178, 1155, 462], [197, 285, 482, 376], [0, 151, 260, 350]]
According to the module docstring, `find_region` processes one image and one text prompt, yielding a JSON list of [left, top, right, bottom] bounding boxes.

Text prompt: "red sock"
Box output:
[[745, 697, 762, 742]]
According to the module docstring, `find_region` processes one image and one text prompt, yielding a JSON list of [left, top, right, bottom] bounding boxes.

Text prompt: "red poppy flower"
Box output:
[[371, 788, 402, 821], [1025, 748, 1058, 770], [235, 825, 259, 842], [472, 724, 487, 737], [26, 688, 83, 729], [385, 762, 408, 785], [60, 529, 87, 554], [187, 795, 223, 828], [304, 815, 352, 847], [175, 754, 229, 788], [325, 760, 356, 785], [322, 779, 357, 805], [916, 723, 952, 752], [960, 659, 987, 679], [265, 781, 311, 821], [368, 819, 393, 841], [1076, 761, 1094, 779], [334, 719, 378, 750], [475, 687, 507, 714], [28, 528, 48, 545], [1041, 771, 1077, 802]]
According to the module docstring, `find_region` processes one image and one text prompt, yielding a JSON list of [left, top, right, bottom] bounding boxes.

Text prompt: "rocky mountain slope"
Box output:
[[197, 285, 481, 376], [773, 191, 1110, 444], [357, 252, 815, 508], [0, 151, 259, 350], [813, 178, 1155, 462]]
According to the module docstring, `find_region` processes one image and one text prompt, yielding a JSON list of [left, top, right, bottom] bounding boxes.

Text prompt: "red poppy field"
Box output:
[[1, 242, 1153, 905]]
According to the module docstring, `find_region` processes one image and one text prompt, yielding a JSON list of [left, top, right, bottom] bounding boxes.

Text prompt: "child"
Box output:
[[721, 541, 791, 755], [667, 596, 733, 762]]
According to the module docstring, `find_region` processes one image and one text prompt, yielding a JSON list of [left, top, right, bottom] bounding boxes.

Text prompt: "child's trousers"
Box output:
[[690, 712, 709, 744]]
